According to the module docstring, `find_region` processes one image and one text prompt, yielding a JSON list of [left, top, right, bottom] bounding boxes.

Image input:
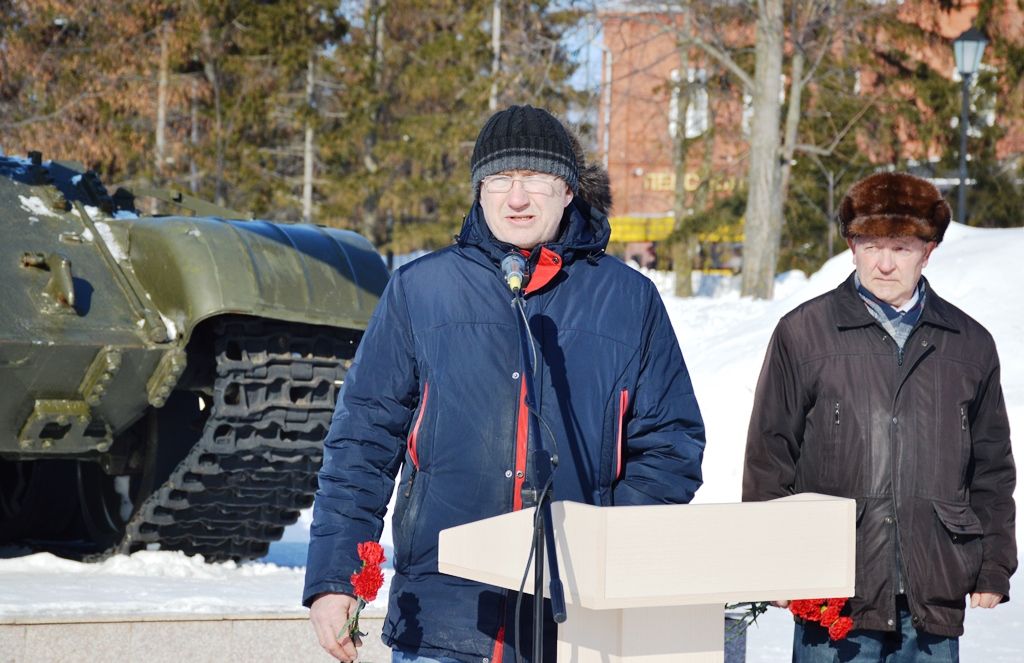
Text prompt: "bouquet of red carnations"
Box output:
[[789, 597, 854, 640], [339, 541, 387, 646]]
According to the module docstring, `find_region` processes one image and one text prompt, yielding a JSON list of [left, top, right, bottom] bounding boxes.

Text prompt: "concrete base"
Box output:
[[0, 611, 390, 663]]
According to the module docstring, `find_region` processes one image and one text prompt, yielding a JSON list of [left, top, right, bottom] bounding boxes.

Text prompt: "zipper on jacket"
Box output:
[[889, 398, 908, 602], [833, 402, 841, 427], [960, 406, 971, 490], [403, 468, 417, 498]]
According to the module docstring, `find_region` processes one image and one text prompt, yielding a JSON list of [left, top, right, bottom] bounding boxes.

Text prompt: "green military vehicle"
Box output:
[[0, 152, 389, 562]]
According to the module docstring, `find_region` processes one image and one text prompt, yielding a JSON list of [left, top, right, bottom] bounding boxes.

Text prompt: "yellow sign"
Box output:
[[609, 216, 675, 242], [609, 216, 745, 243]]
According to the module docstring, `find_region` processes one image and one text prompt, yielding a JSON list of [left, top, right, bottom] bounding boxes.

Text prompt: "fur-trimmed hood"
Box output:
[[839, 172, 951, 244], [567, 128, 613, 216]]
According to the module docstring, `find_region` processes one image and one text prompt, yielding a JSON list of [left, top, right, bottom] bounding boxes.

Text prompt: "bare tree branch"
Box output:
[[0, 91, 105, 129], [682, 32, 755, 92], [794, 92, 882, 157]]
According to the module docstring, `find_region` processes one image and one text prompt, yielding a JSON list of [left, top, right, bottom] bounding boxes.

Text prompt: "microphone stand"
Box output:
[[510, 291, 566, 663]]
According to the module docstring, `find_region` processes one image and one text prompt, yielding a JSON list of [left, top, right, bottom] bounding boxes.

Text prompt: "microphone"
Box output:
[[501, 252, 527, 293]]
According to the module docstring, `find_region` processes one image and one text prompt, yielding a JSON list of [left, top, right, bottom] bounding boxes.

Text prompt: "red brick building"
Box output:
[[597, 2, 1024, 245]]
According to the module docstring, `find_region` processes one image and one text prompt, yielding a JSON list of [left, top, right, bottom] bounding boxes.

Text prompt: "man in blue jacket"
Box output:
[[305, 105, 706, 663]]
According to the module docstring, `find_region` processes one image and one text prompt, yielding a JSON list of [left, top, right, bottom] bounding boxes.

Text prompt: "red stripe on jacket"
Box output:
[[491, 623, 506, 663], [512, 379, 529, 511], [615, 388, 629, 480], [407, 382, 430, 469]]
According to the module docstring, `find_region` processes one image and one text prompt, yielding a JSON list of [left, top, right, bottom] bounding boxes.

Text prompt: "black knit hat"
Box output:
[[471, 105, 579, 194]]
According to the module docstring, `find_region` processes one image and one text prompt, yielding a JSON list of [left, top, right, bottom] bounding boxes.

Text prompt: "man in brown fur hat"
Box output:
[[743, 172, 1015, 661]]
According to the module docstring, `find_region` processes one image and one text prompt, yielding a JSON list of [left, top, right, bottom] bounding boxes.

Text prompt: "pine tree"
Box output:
[[1, 0, 583, 247], [318, 0, 579, 254]]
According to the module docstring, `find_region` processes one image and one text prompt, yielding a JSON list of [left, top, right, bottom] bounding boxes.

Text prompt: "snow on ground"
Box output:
[[0, 222, 1021, 660], [0, 551, 308, 617]]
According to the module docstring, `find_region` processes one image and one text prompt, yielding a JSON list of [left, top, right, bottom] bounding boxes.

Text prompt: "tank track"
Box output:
[[105, 318, 359, 562]]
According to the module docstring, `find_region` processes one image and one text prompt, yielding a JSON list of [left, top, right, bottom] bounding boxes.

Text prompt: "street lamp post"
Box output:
[[953, 27, 988, 224]]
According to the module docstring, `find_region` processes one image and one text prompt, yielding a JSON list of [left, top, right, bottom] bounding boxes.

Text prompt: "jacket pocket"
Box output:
[[393, 468, 430, 574], [932, 500, 984, 539], [914, 498, 983, 604]]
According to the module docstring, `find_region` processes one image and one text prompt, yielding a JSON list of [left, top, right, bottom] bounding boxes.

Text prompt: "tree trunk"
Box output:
[[152, 20, 170, 215], [155, 20, 169, 182], [362, 0, 386, 244], [778, 48, 805, 206], [189, 77, 200, 195], [826, 169, 836, 258], [694, 97, 715, 213], [200, 22, 225, 206], [672, 15, 694, 298], [489, 0, 501, 111], [671, 239, 696, 296], [302, 54, 315, 223], [740, 0, 784, 299]]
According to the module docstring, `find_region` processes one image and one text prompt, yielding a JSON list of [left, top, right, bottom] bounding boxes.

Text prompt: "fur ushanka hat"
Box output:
[[838, 172, 952, 244]]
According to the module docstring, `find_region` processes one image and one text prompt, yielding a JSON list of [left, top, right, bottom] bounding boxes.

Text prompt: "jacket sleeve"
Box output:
[[968, 349, 1017, 600], [612, 287, 705, 505], [302, 271, 418, 607], [742, 319, 809, 501]]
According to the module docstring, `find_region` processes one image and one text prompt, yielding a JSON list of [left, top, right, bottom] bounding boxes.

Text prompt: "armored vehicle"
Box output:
[[0, 152, 390, 562]]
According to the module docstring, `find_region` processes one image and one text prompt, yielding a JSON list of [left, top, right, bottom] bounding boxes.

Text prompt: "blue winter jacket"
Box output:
[[303, 196, 705, 662]]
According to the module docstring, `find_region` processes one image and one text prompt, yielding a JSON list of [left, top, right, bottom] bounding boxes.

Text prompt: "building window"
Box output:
[[669, 67, 709, 139]]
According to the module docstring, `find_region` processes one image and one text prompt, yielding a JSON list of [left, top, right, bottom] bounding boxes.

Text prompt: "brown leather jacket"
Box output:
[[743, 274, 1016, 637]]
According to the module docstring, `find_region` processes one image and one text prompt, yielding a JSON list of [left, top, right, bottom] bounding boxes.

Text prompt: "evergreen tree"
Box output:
[[0, 1, 180, 177], [318, 0, 580, 254], [1, 0, 582, 249]]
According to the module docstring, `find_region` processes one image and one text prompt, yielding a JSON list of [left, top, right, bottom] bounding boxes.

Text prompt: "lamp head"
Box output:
[[953, 26, 988, 77]]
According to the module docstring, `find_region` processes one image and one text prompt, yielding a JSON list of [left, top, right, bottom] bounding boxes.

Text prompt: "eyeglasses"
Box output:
[[482, 175, 562, 197]]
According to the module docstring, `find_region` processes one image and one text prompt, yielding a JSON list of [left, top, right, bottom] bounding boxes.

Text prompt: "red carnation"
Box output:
[[828, 616, 854, 640], [358, 541, 387, 567], [827, 598, 847, 609], [789, 599, 823, 622], [340, 540, 388, 645], [350, 564, 385, 602], [820, 604, 841, 625]]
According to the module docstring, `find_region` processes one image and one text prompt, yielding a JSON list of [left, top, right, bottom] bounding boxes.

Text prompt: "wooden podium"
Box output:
[[438, 493, 855, 662]]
